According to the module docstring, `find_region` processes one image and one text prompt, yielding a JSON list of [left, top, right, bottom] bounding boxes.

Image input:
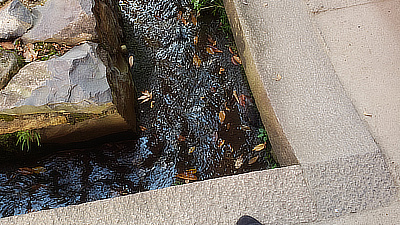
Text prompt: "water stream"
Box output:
[[0, 0, 276, 218]]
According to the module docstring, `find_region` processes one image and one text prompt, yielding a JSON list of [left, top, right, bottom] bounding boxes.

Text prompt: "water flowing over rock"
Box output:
[[0, 49, 20, 90], [21, 0, 97, 45], [0, 0, 33, 40]]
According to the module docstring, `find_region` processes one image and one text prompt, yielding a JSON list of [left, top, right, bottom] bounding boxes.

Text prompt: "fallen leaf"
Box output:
[[129, 56, 134, 68], [235, 155, 244, 169], [0, 42, 15, 50], [233, 90, 239, 103], [188, 146, 195, 154], [191, 13, 197, 25], [224, 102, 230, 111], [18, 167, 33, 175], [207, 36, 216, 46], [240, 125, 251, 131], [252, 143, 266, 152], [23, 43, 37, 62], [229, 47, 235, 54], [176, 172, 197, 181], [274, 74, 282, 81], [32, 166, 46, 174], [177, 11, 183, 20], [238, 94, 246, 107], [194, 36, 198, 45], [248, 155, 259, 165], [206, 47, 215, 55], [208, 45, 223, 53], [138, 90, 152, 104], [232, 55, 242, 64], [219, 111, 226, 123], [177, 135, 186, 142], [226, 123, 231, 130], [219, 67, 225, 74], [363, 112, 373, 117], [186, 168, 197, 174], [150, 101, 155, 108], [231, 56, 238, 65], [139, 126, 147, 131], [217, 139, 225, 148], [193, 54, 201, 67]]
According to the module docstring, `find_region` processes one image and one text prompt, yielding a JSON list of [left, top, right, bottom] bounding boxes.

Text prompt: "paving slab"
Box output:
[[0, 166, 317, 225]]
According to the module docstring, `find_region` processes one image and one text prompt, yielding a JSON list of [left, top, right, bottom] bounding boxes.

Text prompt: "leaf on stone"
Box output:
[[234, 155, 244, 169], [139, 126, 147, 131], [0, 42, 15, 50], [249, 155, 259, 165], [252, 143, 266, 152], [188, 146, 195, 154], [129, 56, 134, 68], [193, 54, 201, 67], [23, 43, 37, 62], [138, 90, 152, 104], [219, 111, 226, 123]]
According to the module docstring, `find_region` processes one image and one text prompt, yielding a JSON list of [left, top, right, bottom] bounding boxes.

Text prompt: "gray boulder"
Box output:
[[0, 0, 33, 39], [21, 0, 97, 45], [0, 49, 19, 89]]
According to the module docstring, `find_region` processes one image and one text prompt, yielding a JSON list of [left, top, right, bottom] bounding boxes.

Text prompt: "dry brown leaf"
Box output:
[[176, 172, 197, 181], [129, 56, 134, 68], [139, 126, 147, 131], [188, 146, 195, 154], [217, 139, 225, 148], [233, 90, 239, 103], [233, 55, 242, 64], [177, 135, 186, 142], [226, 123, 231, 130], [0, 42, 15, 50], [229, 47, 235, 54], [138, 90, 152, 104], [193, 54, 201, 67], [252, 143, 266, 152], [231, 56, 238, 66], [219, 67, 225, 74], [32, 166, 46, 174], [150, 101, 155, 108], [23, 43, 37, 62], [249, 155, 259, 165], [274, 74, 282, 81], [238, 94, 246, 107], [240, 125, 251, 131], [18, 167, 33, 175], [208, 45, 223, 53], [206, 47, 215, 55], [363, 112, 373, 117], [235, 155, 244, 169], [194, 36, 198, 45], [219, 111, 226, 123]]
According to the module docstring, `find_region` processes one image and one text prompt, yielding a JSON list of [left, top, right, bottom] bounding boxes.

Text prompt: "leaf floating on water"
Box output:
[[187, 168, 197, 174], [206, 47, 215, 55], [226, 123, 231, 131], [219, 111, 226, 123], [235, 155, 244, 169], [252, 143, 266, 152], [32, 166, 46, 174], [188, 146, 195, 154], [219, 67, 225, 74], [194, 36, 198, 45], [129, 56, 134, 68], [177, 11, 188, 25], [176, 172, 197, 181], [240, 125, 251, 131], [18, 167, 33, 175], [229, 46, 235, 54], [150, 101, 155, 108], [217, 139, 225, 148], [139, 126, 147, 131], [231, 56, 238, 66], [193, 54, 201, 67], [208, 45, 223, 53], [232, 55, 242, 64], [249, 155, 259, 165], [233, 90, 239, 103], [238, 94, 247, 107], [177, 135, 186, 142], [138, 90, 152, 104]]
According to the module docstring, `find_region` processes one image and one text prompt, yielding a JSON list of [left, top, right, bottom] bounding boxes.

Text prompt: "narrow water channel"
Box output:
[[0, 0, 276, 218]]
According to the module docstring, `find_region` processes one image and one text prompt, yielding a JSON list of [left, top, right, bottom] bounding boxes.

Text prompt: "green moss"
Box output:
[[0, 133, 19, 152], [67, 113, 93, 124], [0, 114, 15, 122]]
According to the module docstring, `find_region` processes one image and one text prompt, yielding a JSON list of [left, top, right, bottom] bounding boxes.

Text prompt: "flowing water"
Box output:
[[0, 0, 276, 218]]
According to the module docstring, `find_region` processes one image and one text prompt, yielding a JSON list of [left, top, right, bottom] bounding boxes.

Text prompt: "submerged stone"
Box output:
[[0, 0, 33, 39]]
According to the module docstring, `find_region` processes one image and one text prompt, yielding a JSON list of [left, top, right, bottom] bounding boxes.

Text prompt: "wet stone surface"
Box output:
[[0, 0, 276, 218]]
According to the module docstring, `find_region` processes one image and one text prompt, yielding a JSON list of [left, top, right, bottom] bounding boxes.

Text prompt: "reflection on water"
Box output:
[[0, 0, 276, 218]]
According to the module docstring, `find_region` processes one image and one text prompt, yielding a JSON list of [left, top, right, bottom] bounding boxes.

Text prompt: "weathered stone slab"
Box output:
[[0, 0, 33, 39], [0, 49, 19, 89], [21, 0, 97, 45]]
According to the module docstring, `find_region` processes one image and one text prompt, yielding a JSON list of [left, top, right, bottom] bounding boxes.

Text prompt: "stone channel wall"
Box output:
[[0, 0, 137, 144]]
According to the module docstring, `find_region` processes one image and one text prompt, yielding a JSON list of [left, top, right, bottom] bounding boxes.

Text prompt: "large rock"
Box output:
[[21, 0, 97, 45], [0, 42, 134, 143], [0, 49, 20, 89], [0, 0, 33, 39]]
